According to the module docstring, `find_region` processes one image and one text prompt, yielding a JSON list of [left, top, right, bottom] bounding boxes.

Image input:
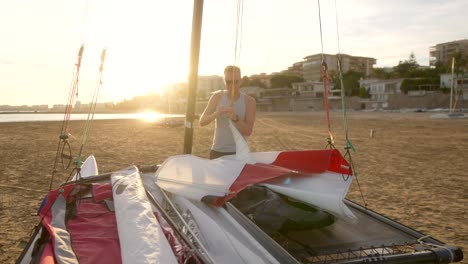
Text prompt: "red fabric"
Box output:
[[39, 243, 54, 264], [92, 183, 113, 202], [154, 211, 202, 264], [38, 184, 78, 264], [67, 201, 121, 264], [212, 163, 294, 206], [38, 184, 122, 264], [272, 149, 351, 175], [38, 183, 196, 264], [212, 149, 351, 206]]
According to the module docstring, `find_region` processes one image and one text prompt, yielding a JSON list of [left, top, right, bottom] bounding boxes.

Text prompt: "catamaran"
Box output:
[[17, 1, 464, 263]]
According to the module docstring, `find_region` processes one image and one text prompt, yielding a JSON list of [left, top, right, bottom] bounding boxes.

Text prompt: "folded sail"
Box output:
[[156, 149, 355, 219], [111, 166, 178, 264]]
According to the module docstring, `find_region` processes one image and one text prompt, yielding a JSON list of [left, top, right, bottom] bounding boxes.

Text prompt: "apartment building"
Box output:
[[302, 53, 376, 81], [197, 75, 225, 100], [429, 39, 468, 69], [359, 79, 403, 109]]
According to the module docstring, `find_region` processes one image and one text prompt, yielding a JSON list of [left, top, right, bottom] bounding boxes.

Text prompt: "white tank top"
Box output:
[[212, 91, 247, 152]]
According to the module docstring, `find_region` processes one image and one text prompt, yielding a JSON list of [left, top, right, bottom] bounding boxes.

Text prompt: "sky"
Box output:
[[1, 0, 467, 106]]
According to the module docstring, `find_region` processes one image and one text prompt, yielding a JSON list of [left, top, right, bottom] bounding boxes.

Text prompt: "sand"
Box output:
[[1, 111, 467, 263]]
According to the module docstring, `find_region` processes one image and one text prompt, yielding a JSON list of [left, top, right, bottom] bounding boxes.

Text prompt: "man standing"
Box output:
[[199, 65, 256, 159]]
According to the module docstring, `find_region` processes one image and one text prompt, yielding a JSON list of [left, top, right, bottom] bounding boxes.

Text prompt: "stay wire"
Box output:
[[334, 0, 354, 153], [230, 0, 244, 106], [49, 45, 85, 190], [75, 49, 107, 172], [234, 0, 244, 66], [334, 0, 366, 206], [317, 0, 334, 147], [49, 0, 89, 190]]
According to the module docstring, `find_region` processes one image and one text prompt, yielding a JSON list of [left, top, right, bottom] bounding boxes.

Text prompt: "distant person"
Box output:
[[199, 65, 256, 159]]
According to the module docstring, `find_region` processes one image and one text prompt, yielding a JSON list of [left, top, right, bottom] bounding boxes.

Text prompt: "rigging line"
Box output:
[[50, 45, 85, 190], [234, 0, 244, 65], [317, 0, 325, 60], [80, 0, 89, 44], [334, 0, 365, 206], [50, 0, 90, 190], [317, 0, 334, 147], [333, 0, 354, 152], [76, 48, 107, 170], [230, 0, 244, 106]]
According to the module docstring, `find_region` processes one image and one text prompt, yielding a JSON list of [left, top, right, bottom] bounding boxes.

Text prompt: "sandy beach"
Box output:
[[1, 111, 467, 263]]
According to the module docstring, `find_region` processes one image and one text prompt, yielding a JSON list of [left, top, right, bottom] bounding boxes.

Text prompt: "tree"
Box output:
[[359, 87, 370, 98], [270, 74, 304, 88], [393, 52, 419, 78], [335, 70, 364, 96], [452, 51, 468, 76], [249, 78, 266, 88], [240, 76, 250, 87], [370, 67, 392, 79]]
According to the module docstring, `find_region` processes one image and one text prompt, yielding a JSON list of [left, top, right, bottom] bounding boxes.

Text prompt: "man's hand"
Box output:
[[218, 106, 237, 121]]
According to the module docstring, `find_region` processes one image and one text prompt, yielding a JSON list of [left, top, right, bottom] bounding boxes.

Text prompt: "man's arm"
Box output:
[[199, 92, 222, 126], [232, 95, 256, 136]]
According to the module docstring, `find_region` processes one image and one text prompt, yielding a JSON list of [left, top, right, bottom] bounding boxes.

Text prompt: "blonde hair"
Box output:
[[224, 65, 241, 76]]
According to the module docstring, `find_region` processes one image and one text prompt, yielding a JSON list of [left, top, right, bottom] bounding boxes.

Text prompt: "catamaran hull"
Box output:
[[17, 154, 464, 264]]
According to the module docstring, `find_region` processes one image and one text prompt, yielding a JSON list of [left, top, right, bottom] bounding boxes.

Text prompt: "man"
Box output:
[[199, 65, 256, 159]]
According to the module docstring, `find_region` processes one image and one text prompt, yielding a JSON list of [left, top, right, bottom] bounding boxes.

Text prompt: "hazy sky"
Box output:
[[1, 0, 467, 106]]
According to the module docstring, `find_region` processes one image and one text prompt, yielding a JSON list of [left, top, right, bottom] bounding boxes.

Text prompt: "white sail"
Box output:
[[111, 166, 177, 264]]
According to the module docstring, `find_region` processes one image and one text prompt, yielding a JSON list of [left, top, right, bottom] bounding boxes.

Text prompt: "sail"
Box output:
[[156, 149, 355, 219], [229, 120, 255, 163], [111, 166, 178, 264]]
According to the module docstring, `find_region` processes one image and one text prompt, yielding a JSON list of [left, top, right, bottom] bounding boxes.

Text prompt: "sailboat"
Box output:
[[432, 57, 466, 119], [17, 1, 464, 264]]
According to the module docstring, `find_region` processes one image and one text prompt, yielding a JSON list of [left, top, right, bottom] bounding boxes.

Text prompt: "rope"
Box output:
[[234, 0, 244, 67], [229, 0, 244, 106], [49, 1, 89, 190], [333, 0, 367, 206], [49, 45, 85, 190], [75, 49, 107, 175], [317, 0, 334, 148], [333, 0, 354, 151], [417, 235, 455, 262]]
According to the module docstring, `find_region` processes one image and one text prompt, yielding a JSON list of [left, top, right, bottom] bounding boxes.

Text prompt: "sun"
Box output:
[[77, 0, 192, 104]]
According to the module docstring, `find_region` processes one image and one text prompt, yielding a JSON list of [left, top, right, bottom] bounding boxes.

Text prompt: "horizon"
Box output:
[[1, 0, 467, 106]]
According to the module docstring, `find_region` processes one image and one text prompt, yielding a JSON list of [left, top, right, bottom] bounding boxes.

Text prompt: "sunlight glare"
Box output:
[[138, 111, 163, 123]]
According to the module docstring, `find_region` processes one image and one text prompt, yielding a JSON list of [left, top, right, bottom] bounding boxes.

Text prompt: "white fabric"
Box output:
[[261, 171, 356, 220], [111, 166, 177, 264], [173, 196, 280, 264], [155, 154, 245, 200], [229, 120, 255, 163], [156, 151, 355, 219], [212, 92, 247, 152], [71, 155, 98, 180]]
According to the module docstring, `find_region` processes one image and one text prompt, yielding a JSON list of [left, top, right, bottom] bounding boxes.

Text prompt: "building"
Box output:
[[284, 61, 304, 77], [440, 73, 468, 100], [291, 81, 339, 98], [249, 73, 272, 88], [429, 39, 468, 69], [359, 79, 403, 109], [197, 75, 225, 100], [302, 54, 376, 81]]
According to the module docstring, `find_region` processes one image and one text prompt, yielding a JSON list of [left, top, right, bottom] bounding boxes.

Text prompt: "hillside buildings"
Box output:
[[430, 39, 468, 69], [301, 54, 376, 81]]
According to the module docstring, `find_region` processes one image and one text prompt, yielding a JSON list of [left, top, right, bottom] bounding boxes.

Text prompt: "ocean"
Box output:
[[0, 112, 183, 123]]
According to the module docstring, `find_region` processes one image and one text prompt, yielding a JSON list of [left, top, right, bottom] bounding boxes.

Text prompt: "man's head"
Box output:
[[224, 65, 242, 94]]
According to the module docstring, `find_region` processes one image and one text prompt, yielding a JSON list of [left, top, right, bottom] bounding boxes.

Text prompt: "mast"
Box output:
[[183, 0, 204, 154]]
